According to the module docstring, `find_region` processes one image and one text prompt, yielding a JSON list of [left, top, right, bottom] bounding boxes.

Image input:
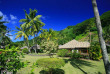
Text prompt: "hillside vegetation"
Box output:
[[15, 11, 110, 48]]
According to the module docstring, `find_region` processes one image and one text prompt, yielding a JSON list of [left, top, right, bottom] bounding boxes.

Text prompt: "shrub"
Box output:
[[0, 45, 25, 74], [39, 68, 65, 74], [22, 48, 29, 54], [107, 46, 110, 53], [36, 58, 65, 74], [57, 49, 69, 57], [71, 50, 81, 59], [40, 40, 58, 57], [89, 42, 102, 60]]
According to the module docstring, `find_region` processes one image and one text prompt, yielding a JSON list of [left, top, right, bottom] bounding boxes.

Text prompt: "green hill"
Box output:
[[56, 11, 110, 44], [15, 11, 110, 47]]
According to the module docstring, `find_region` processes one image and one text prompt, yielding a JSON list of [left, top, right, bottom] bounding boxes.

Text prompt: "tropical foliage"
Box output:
[[57, 49, 71, 57], [16, 11, 110, 49], [0, 16, 11, 47], [39, 29, 57, 41], [15, 9, 45, 47], [89, 42, 102, 60], [22, 48, 29, 54], [35, 58, 65, 74], [71, 50, 81, 59], [40, 40, 58, 57], [0, 45, 26, 74]]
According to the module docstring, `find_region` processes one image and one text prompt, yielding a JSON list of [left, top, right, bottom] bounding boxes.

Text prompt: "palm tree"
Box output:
[[91, 0, 110, 73], [20, 9, 45, 45], [39, 29, 57, 41], [15, 26, 30, 48], [0, 16, 7, 24]]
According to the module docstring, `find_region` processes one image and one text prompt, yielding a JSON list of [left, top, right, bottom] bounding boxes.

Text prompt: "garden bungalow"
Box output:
[[20, 46, 28, 49], [59, 39, 90, 56], [30, 44, 40, 53]]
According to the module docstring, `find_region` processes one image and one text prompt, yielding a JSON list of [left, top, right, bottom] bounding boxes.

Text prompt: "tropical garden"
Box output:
[[0, 0, 110, 74]]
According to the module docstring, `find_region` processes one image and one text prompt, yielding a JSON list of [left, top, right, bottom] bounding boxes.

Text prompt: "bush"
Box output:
[[89, 42, 102, 60], [107, 46, 110, 53], [22, 48, 29, 54], [57, 49, 70, 57], [71, 50, 81, 59], [36, 58, 65, 69], [36, 58, 65, 74], [0, 45, 25, 74], [90, 27, 97, 31], [40, 40, 58, 57], [39, 68, 65, 74], [66, 52, 72, 57]]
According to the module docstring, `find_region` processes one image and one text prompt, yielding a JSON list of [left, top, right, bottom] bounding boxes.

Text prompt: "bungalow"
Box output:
[[59, 39, 90, 56], [20, 45, 40, 53], [30, 44, 40, 53]]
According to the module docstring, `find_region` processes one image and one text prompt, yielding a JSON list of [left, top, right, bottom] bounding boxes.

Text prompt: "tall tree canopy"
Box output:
[[0, 16, 11, 47]]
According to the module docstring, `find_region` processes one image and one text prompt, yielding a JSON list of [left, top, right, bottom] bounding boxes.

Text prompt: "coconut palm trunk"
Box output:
[[24, 38, 30, 52], [91, 0, 110, 74], [36, 33, 38, 53], [33, 34, 35, 45], [27, 40, 31, 52]]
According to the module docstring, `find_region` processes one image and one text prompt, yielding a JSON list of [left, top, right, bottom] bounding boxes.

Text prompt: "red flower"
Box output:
[[0, 51, 2, 54]]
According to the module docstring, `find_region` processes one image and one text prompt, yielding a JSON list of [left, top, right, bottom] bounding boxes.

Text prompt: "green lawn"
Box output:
[[17, 54, 110, 74]]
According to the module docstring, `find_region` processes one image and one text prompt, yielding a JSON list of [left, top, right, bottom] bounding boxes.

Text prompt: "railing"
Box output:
[[80, 53, 89, 56]]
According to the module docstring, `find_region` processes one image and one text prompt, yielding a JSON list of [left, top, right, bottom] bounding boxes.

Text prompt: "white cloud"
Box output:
[[41, 16, 46, 20], [0, 11, 3, 16], [11, 21, 17, 24], [10, 14, 17, 20], [8, 32, 14, 40], [0, 11, 10, 22], [3, 15, 10, 21], [0, 11, 18, 25], [10, 36, 14, 40]]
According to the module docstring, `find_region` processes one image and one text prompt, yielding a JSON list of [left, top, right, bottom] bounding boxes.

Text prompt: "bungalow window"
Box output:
[[81, 49, 87, 53]]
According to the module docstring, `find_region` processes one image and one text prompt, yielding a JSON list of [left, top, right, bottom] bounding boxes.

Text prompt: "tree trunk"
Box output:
[[33, 34, 35, 45], [89, 31, 91, 44], [24, 38, 27, 46], [27, 40, 30, 53], [27, 40, 29, 48], [91, 0, 110, 74], [34, 49, 36, 53], [36, 33, 38, 44]]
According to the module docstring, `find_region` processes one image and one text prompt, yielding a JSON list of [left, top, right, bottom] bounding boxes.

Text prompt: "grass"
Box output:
[[17, 54, 110, 74], [28, 53, 48, 55]]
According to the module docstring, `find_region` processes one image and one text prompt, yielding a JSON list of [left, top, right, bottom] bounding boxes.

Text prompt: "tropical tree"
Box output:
[[104, 25, 110, 46], [20, 9, 45, 45], [0, 16, 11, 47], [39, 29, 57, 41], [15, 26, 30, 48], [0, 16, 7, 25], [91, 0, 110, 73], [40, 39, 58, 57]]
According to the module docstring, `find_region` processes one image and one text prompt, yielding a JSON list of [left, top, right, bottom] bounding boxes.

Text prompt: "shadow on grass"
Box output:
[[39, 68, 65, 74], [64, 59, 95, 74]]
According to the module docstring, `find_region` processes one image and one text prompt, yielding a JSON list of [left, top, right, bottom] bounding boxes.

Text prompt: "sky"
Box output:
[[0, 0, 110, 42]]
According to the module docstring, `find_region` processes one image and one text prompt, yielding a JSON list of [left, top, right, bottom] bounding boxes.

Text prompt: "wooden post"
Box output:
[[87, 49, 88, 54], [79, 49, 81, 54], [68, 49, 70, 52]]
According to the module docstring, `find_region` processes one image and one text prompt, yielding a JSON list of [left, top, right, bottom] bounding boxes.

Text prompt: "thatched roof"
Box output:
[[30, 44, 40, 49], [20, 46, 28, 49], [59, 39, 90, 49]]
